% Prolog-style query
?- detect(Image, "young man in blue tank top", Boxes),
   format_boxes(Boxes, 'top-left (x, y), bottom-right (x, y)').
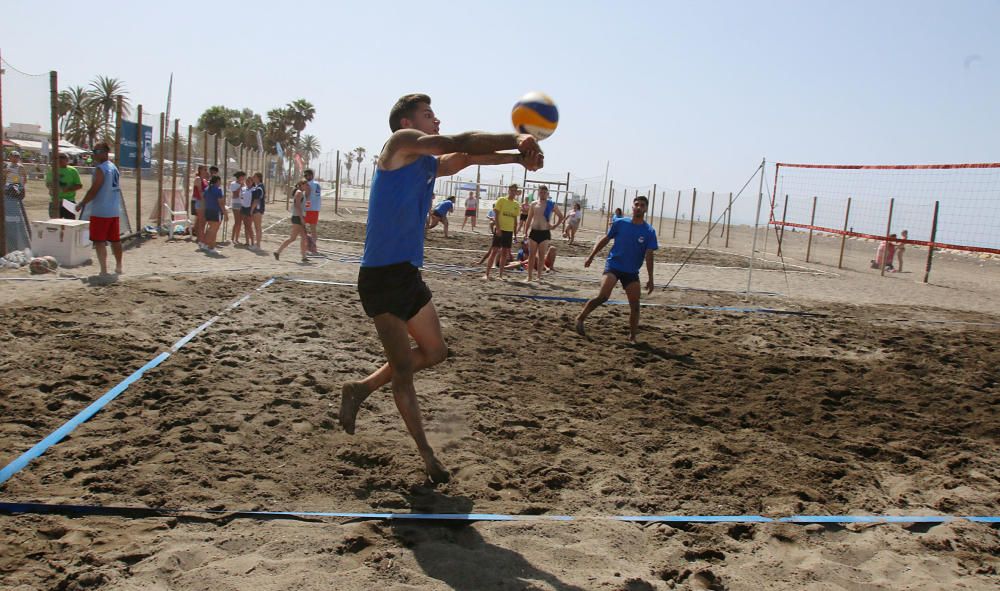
top-left (75, 142), bottom-right (124, 276)
top-left (575, 195), bottom-right (658, 343)
top-left (339, 93), bottom-right (543, 484)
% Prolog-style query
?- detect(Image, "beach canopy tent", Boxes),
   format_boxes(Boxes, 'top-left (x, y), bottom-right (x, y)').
top-left (6, 139), bottom-right (88, 156)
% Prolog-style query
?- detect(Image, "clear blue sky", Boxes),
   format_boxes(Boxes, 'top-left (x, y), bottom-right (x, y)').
top-left (3, 0), bottom-right (998, 224)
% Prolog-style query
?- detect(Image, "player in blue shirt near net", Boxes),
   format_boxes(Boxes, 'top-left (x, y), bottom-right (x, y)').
top-left (575, 195), bottom-right (658, 343)
top-left (338, 93), bottom-right (543, 484)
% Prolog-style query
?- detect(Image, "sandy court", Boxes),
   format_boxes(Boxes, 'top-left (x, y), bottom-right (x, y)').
top-left (1, 198), bottom-right (998, 590)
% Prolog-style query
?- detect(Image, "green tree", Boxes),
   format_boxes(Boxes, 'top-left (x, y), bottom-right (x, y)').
top-left (286, 98), bottom-right (316, 145)
top-left (354, 147), bottom-right (366, 184)
top-left (196, 105), bottom-right (238, 135)
top-left (342, 148), bottom-right (353, 184)
top-left (88, 76), bottom-right (131, 140)
top-left (300, 135), bottom-right (321, 163)
top-left (58, 86), bottom-right (95, 140)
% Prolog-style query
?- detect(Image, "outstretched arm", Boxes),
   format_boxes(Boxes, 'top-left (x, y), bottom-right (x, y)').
top-left (390, 129), bottom-right (540, 159)
top-left (584, 235), bottom-right (611, 267)
top-left (437, 151), bottom-right (543, 178)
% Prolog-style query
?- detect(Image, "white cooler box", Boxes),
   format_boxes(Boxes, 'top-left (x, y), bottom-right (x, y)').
top-left (31, 219), bottom-right (92, 267)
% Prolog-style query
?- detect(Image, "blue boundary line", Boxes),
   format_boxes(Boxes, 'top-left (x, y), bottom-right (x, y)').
top-left (0, 502), bottom-right (995, 525)
top-left (0, 278), bottom-right (277, 487)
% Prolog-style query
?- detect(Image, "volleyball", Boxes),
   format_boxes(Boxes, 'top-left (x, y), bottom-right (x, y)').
top-left (511, 92), bottom-right (559, 140)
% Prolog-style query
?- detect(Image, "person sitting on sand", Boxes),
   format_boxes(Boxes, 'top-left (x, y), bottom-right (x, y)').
top-left (871, 234), bottom-right (897, 272)
top-left (504, 238), bottom-right (557, 272)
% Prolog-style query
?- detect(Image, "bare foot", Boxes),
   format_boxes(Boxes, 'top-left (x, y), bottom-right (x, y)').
top-left (481, 274), bottom-right (492, 281)
top-left (114, 267), bottom-right (123, 275)
top-left (421, 451), bottom-right (451, 484)
top-left (628, 333), bottom-right (637, 344)
top-left (339, 382), bottom-right (370, 435)
top-left (574, 317), bottom-right (587, 337)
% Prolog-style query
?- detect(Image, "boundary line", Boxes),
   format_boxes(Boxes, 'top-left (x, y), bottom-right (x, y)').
top-left (0, 502), bottom-right (995, 525)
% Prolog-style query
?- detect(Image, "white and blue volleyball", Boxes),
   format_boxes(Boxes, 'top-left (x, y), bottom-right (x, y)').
top-left (511, 92), bottom-right (559, 140)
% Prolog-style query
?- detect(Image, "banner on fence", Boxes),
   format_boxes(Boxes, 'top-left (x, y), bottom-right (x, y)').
top-left (119, 120), bottom-right (153, 169)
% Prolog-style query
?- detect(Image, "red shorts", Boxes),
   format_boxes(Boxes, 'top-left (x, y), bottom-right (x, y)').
top-left (304, 210), bottom-right (319, 225)
top-left (89, 216), bottom-right (120, 242)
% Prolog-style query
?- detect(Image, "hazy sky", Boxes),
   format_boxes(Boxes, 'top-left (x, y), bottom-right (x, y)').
top-left (2, 0), bottom-right (998, 224)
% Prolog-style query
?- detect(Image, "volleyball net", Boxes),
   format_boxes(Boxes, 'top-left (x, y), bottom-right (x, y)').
top-left (770, 162), bottom-right (1000, 257)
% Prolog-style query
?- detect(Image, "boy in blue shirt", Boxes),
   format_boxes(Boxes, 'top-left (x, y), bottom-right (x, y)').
top-left (575, 195), bottom-right (658, 343)
top-left (338, 93), bottom-right (543, 484)
top-left (425, 195), bottom-right (456, 237)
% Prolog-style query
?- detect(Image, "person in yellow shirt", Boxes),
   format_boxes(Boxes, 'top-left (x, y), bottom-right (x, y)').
top-left (484, 183), bottom-right (522, 279)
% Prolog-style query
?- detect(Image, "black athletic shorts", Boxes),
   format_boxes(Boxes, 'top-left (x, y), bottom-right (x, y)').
top-left (528, 229), bottom-right (552, 243)
top-left (605, 267), bottom-right (640, 288)
top-left (203, 210), bottom-right (222, 223)
top-left (291, 215), bottom-right (303, 226)
top-left (491, 230), bottom-right (513, 248)
top-left (239, 206), bottom-right (252, 216)
top-left (519, 213), bottom-right (528, 221)
top-left (358, 262), bottom-right (432, 321)
top-left (465, 210), bottom-right (477, 217)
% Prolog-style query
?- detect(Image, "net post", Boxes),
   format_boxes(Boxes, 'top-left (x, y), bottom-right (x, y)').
top-left (49, 71), bottom-right (60, 219)
top-left (880, 197), bottom-right (894, 277)
top-left (725, 192), bottom-right (732, 248)
top-left (649, 183), bottom-right (657, 233)
top-left (185, 125), bottom-right (193, 212)
top-left (837, 197), bottom-right (851, 269)
top-left (334, 150), bottom-right (340, 214)
top-left (657, 191), bottom-right (665, 236)
top-left (747, 159), bottom-right (766, 298)
top-left (777, 194), bottom-right (788, 257)
top-left (805, 195), bottom-right (817, 262)
top-left (135, 105), bottom-right (142, 226)
top-left (112, 95), bottom-right (122, 168)
top-left (171, 119), bottom-right (179, 230)
top-left (157, 112), bottom-right (165, 227)
top-left (606, 180), bottom-right (614, 231)
top-left (923, 200), bottom-right (939, 283)
top-left (202, 130), bottom-right (207, 173)
top-left (706, 191), bottom-right (715, 246)
top-left (582, 183), bottom-right (588, 223)
top-left (672, 190), bottom-right (680, 239)
top-left (688, 188), bottom-right (697, 244)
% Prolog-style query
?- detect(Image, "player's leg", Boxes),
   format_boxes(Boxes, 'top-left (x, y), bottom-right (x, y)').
top-left (623, 278), bottom-right (642, 342)
top-left (575, 272), bottom-right (617, 336)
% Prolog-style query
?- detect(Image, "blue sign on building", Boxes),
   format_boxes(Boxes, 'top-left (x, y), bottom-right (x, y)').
top-left (119, 120), bottom-right (153, 169)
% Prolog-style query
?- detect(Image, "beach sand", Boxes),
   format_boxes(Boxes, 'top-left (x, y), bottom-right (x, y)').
top-left (1, 196), bottom-right (998, 590)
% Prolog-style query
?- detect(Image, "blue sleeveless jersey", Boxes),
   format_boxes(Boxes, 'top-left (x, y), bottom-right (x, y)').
top-left (90, 161), bottom-right (121, 218)
top-left (362, 155), bottom-right (438, 268)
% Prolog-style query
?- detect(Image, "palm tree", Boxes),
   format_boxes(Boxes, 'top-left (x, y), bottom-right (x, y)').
top-left (197, 105), bottom-right (237, 136)
top-left (354, 147), bottom-right (366, 184)
top-left (88, 76), bottom-right (131, 140)
top-left (300, 135), bottom-right (321, 163)
top-left (342, 149), bottom-right (353, 185)
top-left (285, 99), bottom-right (316, 145)
top-left (57, 86), bottom-right (94, 137)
